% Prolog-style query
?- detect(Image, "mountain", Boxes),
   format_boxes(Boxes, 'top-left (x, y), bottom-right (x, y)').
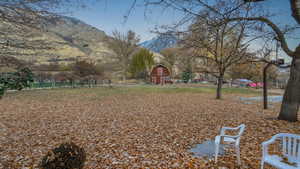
top-left (0, 15), bottom-right (116, 66)
top-left (43, 16), bottom-right (114, 62)
top-left (0, 15), bottom-right (165, 76)
top-left (139, 34), bottom-right (178, 53)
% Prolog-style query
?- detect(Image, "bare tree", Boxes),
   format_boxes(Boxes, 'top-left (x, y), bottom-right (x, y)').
top-left (177, 48), bottom-right (197, 77)
top-left (72, 60), bottom-right (103, 85)
top-left (219, 0), bottom-right (300, 121)
top-left (158, 0), bottom-right (263, 99)
top-left (160, 48), bottom-right (181, 77)
top-left (107, 30), bottom-right (140, 81)
top-left (131, 0), bottom-right (300, 121)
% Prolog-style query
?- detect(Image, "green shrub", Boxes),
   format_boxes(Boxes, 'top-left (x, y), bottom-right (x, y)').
top-left (0, 67), bottom-right (33, 99)
top-left (0, 85), bottom-right (5, 99)
top-left (181, 70), bottom-right (194, 83)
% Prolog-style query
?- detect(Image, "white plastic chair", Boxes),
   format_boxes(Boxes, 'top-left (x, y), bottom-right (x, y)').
top-left (215, 124), bottom-right (245, 165)
top-left (261, 133), bottom-right (300, 169)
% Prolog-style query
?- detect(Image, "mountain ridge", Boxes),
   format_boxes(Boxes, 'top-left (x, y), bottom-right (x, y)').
top-left (139, 33), bottom-right (178, 52)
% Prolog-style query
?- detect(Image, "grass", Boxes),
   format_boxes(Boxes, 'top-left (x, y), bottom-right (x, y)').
top-left (124, 86), bottom-right (262, 96)
top-left (6, 85), bottom-right (262, 100)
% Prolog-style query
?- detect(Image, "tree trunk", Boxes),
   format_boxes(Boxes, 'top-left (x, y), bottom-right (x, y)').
top-left (122, 68), bottom-right (127, 81)
top-left (278, 47), bottom-right (300, 122)
top-left (216, 75), bottom-right (224, 99)
top-left (0, 87), bottom-right (4, 99)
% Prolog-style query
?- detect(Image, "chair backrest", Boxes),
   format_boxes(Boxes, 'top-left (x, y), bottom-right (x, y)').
top-left (234, 124), bottom-right (245, 144)
top-left (276, 133), bottom-right (300, 163)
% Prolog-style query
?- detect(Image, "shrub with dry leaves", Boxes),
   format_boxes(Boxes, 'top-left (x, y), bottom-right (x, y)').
top-left (40, 142), bottom-right (86, 169)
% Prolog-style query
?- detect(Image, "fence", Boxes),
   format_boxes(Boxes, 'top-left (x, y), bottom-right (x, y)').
top-left (28, 81), bottom-right (110, 90)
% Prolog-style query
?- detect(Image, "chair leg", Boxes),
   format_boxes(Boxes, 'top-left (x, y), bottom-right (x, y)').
top-left (260, 160), bottom-right (264, 169)
top-left (235, 146), bottom-right (241, 165)
top-left (215, 143), bottom-right (219, 163)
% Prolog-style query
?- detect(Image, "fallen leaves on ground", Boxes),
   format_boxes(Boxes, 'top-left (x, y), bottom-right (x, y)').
top-left (0, 88), bottom-right (299, 169)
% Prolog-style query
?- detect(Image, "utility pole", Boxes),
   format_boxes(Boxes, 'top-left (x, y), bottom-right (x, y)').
top-left (263, 58), bottom-right (284, 109)
top-left (263, 63), bottom-right (272, 109)
top-left (263, 40), bottom-right (282, 109)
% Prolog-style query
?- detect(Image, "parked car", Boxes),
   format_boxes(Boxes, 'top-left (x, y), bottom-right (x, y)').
top-left (247, 83), bottom-right (257, 87)
top-left (200, 81), bottom-right (209, 84)
top-left (232, 79), bottom-right (253, 87)
top-left (165, 79), bottom-right (173, 84)
top-left (257, 82), bottom-right (263, 87)
top-left (247, 82), bottom-right (263, 88)
top-left (192, 78), bottom-right (203, 83)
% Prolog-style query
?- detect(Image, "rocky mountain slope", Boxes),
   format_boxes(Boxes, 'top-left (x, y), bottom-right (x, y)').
top-left (43, 16), bottom-right (115, 64)
top-left (0, 16), bottom-right (116, 66)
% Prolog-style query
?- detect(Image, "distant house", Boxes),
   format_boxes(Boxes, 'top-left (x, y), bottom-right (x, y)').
top-left (150, 64), bottom-right (171, 85)
top-left (275, 68), bottom-right (290, 88)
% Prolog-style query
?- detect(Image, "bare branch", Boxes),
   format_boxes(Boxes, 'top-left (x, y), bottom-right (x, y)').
top-left (224, 17), bottom-right (295, 57)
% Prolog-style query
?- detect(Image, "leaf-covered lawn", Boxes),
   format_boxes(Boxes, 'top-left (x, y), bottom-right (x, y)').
top-left (0, 87), bottom-right (298, 168)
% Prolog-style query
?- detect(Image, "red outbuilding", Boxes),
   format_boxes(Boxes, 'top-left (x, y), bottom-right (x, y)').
top-left (150, 64), bottom-right (171, 85)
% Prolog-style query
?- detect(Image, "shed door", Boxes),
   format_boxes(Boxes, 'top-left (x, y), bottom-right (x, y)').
top-left (157, 67), bottom-right (163, 76)
top-left (157, 67), bottom-right (164, 84)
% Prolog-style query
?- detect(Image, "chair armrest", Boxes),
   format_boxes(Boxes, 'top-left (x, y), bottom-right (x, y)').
top-left (262, 134), bottom-right (280, 147)
top-left (220, 127), bottom-right (240, 136)
top-left (261, 135), bottom-right (278, 158)
top-left (220, 124), bottom-right (245, 138)
top-left (220, 134), bottom-right (239, 138)
top-left (262, 139), bottom-right (276, 147)
top-left (221, 126), bottom-right (239, 131)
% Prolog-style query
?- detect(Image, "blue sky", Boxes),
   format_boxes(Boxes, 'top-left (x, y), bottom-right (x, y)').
top-left (67, 0), bottom-right (181, 41)
top-left (66, 0), bottom-right (298, 59)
